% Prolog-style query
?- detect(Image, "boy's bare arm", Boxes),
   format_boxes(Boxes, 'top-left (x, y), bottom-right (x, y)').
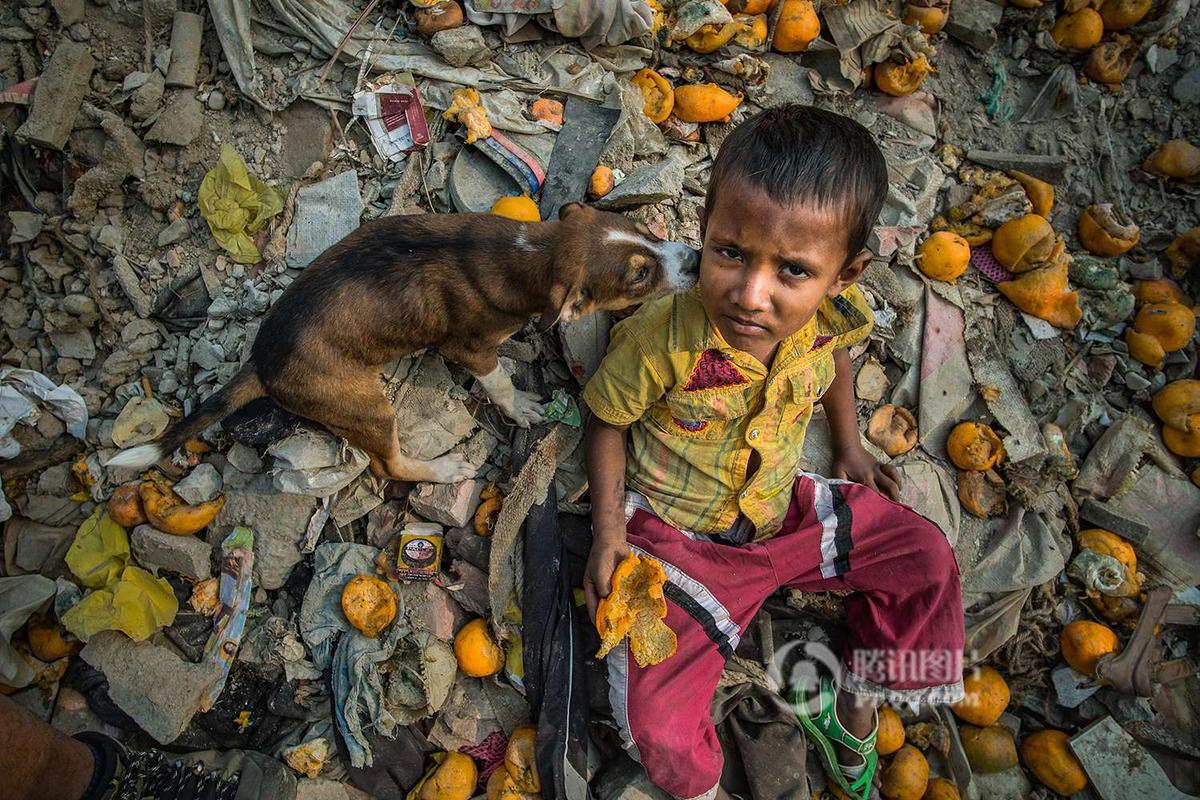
top-left (821, 347), bottom-right (902, 499)
top-left (584, 414), bottom-right (632, 623)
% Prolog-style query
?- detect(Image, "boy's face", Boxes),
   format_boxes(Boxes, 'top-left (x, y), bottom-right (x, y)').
top-left (699, 181), bottom-right (871, 364)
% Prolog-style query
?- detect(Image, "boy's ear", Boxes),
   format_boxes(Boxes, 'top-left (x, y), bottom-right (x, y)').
top-left (828, 249), bottom-right (872, 296)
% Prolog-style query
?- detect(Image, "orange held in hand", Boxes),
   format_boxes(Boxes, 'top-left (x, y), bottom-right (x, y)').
top-left (595, 553), bottom-right (677, 667)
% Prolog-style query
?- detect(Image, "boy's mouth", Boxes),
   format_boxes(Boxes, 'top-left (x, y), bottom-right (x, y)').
top-left (723, 314), bottom-right (770, 336)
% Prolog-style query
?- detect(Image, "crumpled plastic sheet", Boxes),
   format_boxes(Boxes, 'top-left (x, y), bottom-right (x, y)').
top-left (670, 0), bottom-right (731, 38)
top-left (60, 509), bottom-right (178, 642)
top-left (198, 144), bottom-right (284, 265)
top-left (299, 543), bottom-right (379, 671)
top-left (264, 0), bottom-right (511, 89)
top-left (333, 613), bottom-right (415, 768)
top-left (962, 505), bottom-right (1068, 595)
top-left (466, 0), bottom-right (654, 50)
top-left (0, 367), bottom-right (88, 460)
top-left (0, 573), bottom-right (55, 687)
top-left (268, 430), bottom-right (370, 497)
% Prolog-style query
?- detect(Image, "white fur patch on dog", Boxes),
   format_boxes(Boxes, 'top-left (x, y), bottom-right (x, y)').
top-left (514, 228), bottom-right (540, 253)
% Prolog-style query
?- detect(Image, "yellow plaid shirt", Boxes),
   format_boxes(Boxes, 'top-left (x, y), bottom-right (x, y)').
top-left (582, 285), bottom-right (874, 540)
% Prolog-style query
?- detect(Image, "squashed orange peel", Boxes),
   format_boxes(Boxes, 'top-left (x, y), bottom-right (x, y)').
top-left (596, 553), bottom-right (677, 667)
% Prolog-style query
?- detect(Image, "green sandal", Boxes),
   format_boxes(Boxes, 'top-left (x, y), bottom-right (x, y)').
top-left (789, 673), bottom-right (879, 800)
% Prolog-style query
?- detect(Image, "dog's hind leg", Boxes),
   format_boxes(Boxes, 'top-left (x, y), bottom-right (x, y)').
top-left (280, 375), bottom-right (473, 484)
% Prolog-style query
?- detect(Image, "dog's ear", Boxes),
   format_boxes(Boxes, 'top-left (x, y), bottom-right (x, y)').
top-left (558, 201), bottom-right (589, 220)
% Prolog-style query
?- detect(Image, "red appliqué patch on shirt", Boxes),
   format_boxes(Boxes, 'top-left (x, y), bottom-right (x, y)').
top-left (682, 349), bottom-right (748, 391)
top-left (809, 334), bottom-right (834, 351)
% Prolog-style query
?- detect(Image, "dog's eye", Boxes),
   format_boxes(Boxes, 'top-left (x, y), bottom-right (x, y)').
top-left (631, 265), bottom-right (650, 283)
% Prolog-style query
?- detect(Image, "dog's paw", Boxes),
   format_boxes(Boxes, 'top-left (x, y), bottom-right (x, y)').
top-left (507, 389), bottom-right (544, 429)
top-left (426, 453), bottom-right (475, 484)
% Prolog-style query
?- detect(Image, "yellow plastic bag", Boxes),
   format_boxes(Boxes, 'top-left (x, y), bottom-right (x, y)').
top-left (198, 144), bottom-right (283, 264)
top-left (62, 509), bottom-right (178, 641)
top-left (65, 508), bottom-right (129, 589)
top-left (61, 566), bottom-right (178, 642)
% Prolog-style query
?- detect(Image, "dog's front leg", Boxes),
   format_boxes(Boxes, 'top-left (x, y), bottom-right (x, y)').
top-left (441, 345), bottom-right (544, 428)
top-left (476, 364), bottom-right (544, 428)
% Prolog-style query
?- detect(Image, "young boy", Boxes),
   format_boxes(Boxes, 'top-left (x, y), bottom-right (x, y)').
top-left (581, 106), bottom-right (965, 800)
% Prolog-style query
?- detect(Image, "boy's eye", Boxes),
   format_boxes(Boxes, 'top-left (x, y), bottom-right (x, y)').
top-left (781, 263), bottom-right (810, 279)
top-left (716, 246), bottom-right (742, 261)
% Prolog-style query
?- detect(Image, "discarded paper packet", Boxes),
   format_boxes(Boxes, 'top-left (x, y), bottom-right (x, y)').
top-left (396, 522), bottom-right (444, 581)
top-left (352, 75), bottom-right (431, 162)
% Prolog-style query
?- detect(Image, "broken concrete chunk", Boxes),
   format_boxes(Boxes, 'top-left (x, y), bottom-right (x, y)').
top-left (594, 156), bottom-right (684, 210)
top-left (285, 171), bottom-right (365, 269)
top-left (48, 329), bottom-right (95, 361)
top-left (213, 475), bottom-right (317, 590)
top-left (145, 91), bottom-right (204, 147)
top-left (112, 255), bottom-right (155, 318)
top-left (430, 26), bottom-right (494, 68)
top-left (130, 71), bottom-right (165, 121)
top-left (165, 12), bottom-right (203, 88)
top-left (81, 631), bottom-right (223, 744)
top-left (131, 524), bottom-right (213, 580)
top-left (408, 479), bottom-right (484, 528)
top-left (944, 0), bottom-right (1003, 52)
top-left (51, 0), bottom-right (85, 26)
top-left (15, 41), bottom-right (95, 151)
top-left (8, 211), bottom-right (44, 244)
top-left (1070, 717), bottom-right (1191, 800)
top-left (157, 218), bottom-right (190, 247)
top-left (173, 463), bottom-right (223, 504)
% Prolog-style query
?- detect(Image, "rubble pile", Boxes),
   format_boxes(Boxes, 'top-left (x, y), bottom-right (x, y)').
top-left (1, 0), bottom-right (1198, 798)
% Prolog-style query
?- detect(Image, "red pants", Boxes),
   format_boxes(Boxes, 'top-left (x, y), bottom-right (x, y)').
top-left (607, 473), bottom-right (965, 800)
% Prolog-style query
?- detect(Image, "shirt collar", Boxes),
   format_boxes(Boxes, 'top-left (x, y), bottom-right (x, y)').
top-left (667, 286), bottom-right (872, 366)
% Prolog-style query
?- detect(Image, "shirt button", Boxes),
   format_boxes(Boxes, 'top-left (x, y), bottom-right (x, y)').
top-left (749, 429), bottom-right (760, 440)
top-left (741, 490), bottom-right (749, 499)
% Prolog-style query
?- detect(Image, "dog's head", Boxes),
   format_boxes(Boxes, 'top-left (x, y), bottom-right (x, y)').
top-left (548, 202), bottom-right (699, 325)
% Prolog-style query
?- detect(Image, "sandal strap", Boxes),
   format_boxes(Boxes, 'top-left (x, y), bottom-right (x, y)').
top-left (811, 675), bottom-right (878, 756)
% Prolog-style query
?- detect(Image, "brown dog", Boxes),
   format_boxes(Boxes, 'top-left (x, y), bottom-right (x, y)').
top-left (107, 203), bottom-right (699, 482)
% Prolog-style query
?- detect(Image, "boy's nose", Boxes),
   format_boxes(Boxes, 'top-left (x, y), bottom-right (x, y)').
top-left (732, 269), bottom-right (773, 313)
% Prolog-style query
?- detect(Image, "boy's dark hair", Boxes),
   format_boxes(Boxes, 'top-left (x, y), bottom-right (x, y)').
top-left (705, 105), bottom-right (888, 262)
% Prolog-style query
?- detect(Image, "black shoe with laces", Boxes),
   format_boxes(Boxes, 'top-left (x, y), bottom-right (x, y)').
top-left (73, 732), bottom-right (295, 800)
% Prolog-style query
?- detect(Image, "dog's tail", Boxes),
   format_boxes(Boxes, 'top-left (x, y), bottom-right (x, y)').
top-left (104, 366), bottom-right (267, 470)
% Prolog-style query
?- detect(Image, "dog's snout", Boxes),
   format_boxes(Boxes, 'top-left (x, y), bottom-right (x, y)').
top-left (662, 241), bottom-right (700, 291)
top-left (680, 244), bottom-right (700, 274)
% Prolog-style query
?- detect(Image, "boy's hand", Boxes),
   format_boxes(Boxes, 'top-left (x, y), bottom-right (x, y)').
top-left (831, 444), bottom-right (902, 501)
top-left (584, 533), bottom-right (630, 625)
